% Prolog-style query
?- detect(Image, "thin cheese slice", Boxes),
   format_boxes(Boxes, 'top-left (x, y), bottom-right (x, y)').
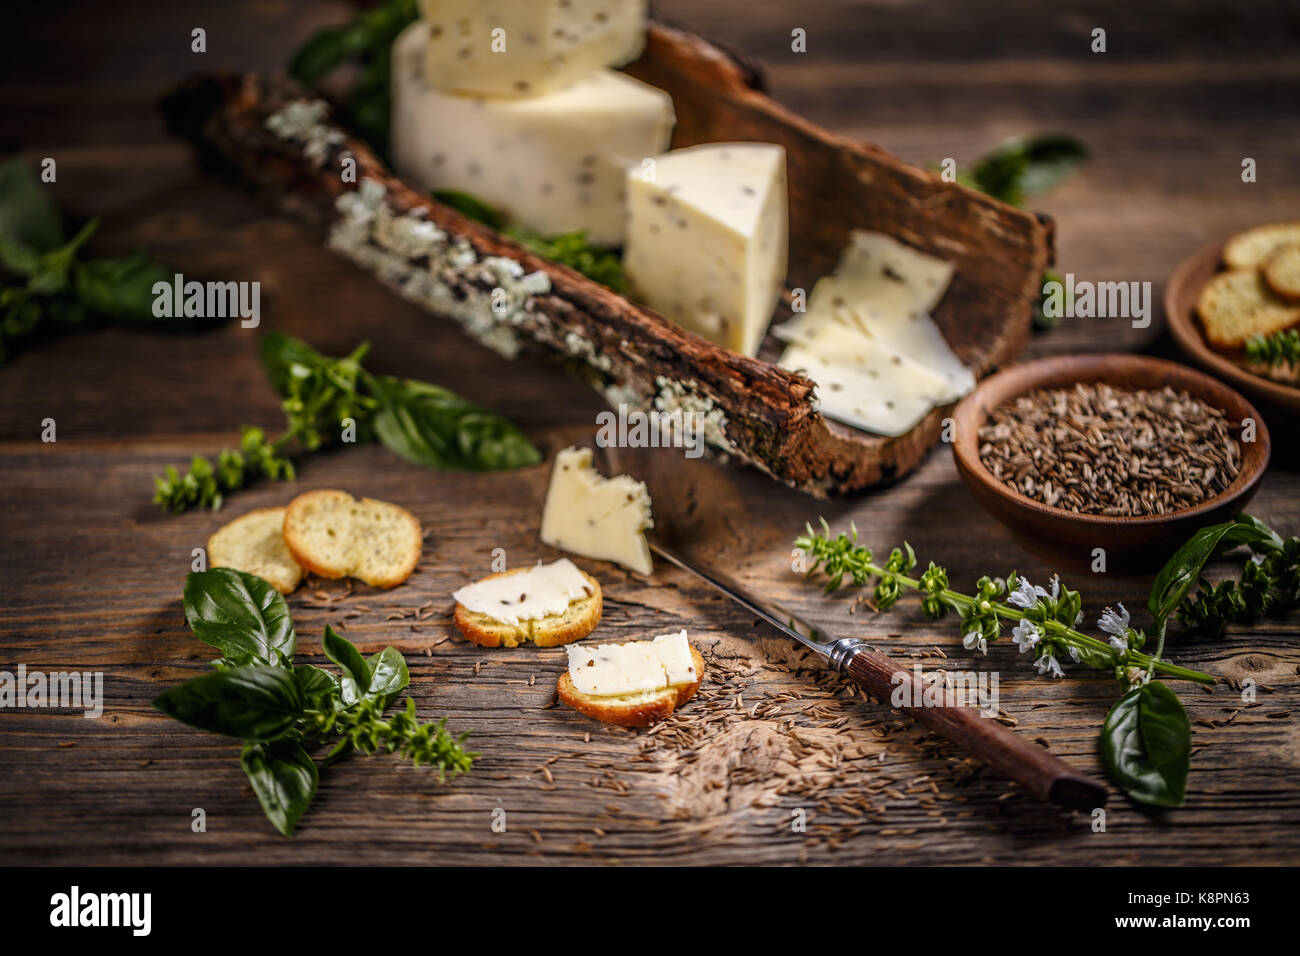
top-left (540, 446), bottom-right (654, 575)
top-left (778, 331), bottom-right (945, 437)
top-left (566, 631), bottom-right (695, 697)
top-left (777, 275), bottom-right (973, 402)
top-left (452, 557), bottom-right (592, 626)
top-left (836, 230), bottom-right (955, 312)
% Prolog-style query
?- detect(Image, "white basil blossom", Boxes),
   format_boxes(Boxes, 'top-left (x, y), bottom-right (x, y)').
top-left (1035, 652), bottom-right (1065, 678)
top-left (1011, 618), bottom-right (1041, 653)
top-left (1098, 603), bottom-right (1131, 651)
top-left (1007, 578), bottom-right (1048, 609)
top-left (963, 630), bottom-right (988, 655)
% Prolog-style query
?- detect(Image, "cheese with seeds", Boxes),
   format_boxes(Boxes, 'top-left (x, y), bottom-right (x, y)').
top-left (418, 0), bottom-right (647, 98)
top-left (778, 331), bottom-right (945, 437)
top-left (540, 446), bottom-right (654, 575)
top-left (623, 143), bottom-right (788, 357)
top-left (452, 557), bottom-right (592, 626)
top-left (566, 631), bottom-right (695, 696)
top-left (392, 20), bottom-right (673, 246)
top-left (836, 230), bottom-right (956, 312)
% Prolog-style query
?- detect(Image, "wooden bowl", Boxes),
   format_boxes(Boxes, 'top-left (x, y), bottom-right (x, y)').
top-left (1166, 240), bottom-right (1300, 418)
top-left (951, 354), bottom-right (1270, 575)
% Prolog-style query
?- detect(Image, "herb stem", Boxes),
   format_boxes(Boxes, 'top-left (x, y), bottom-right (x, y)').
top-left (848, 560), bottom-right (1213, 684)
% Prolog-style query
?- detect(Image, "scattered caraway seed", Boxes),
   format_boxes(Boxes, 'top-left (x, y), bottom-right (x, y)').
top-left (978, 382), bottom-right (1240, 515)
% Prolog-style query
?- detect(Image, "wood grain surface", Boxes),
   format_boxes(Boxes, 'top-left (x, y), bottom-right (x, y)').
top-left (1, 0), bottom-right (1297, 865)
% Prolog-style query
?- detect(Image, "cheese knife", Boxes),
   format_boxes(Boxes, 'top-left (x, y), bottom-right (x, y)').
top-left (597, 444), bottom-right (1108, 811)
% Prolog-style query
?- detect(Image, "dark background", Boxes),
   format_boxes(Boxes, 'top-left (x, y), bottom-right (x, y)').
top-left (0, 1), bottom-right (1297, 866)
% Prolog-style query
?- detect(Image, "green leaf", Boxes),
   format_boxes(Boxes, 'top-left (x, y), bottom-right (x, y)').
top-left (241, 740), bottom-right (319, 836)
top-left (1149, 517), bottom-right (1282, 622)
top-left (1100, 682), bottom-right (1191, 807)
top-left (365, 646), bottom-right (410, 704)
top-left (73, 253), bottom-right (177, 325)
top-left (970, 134), bottom-right (1088, 207)
top-left (183, 568), bottom-right (296, 665)
top-left (153, 665), bottom-right (304, 741)
top-left (369, 374), bottom-right (542, 471)
top-left (293, 663), bottom-right (340, 710)
top-left (323, 625), bottom-right (371, 704)
top-left (25, 219), bottom-right (97, 295)
top-left (506, 226), bottom-right (625, 292)
top-left (0, 157), bottom-right (65, 261)
top-left (432, 190), bottom-right (505, 230)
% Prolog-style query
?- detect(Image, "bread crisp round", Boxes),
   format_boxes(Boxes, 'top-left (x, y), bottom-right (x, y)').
top-left (1222, 222), bottom-right (1300, 271)
top-left (454, 566), bottom-right (602, 648)
top-left (207, 506), bottom-right (303, 595)
top-left (557, 646), bottom-right (704, 727)
top-left (283, 489), bottom-right (422, 589)
top-left (1263, 244), bottom-right (1300, 303)
top-left (1196, 269), bottom-right (1300, 348)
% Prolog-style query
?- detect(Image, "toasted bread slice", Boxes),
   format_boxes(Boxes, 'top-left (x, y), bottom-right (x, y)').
top-left (1197, 269), bottom-right (1300, 347)
top-left (1263, 244), bottom-right (1300, 302)
top-left (207, 506), bottom-right (304, 595)
top-left (1223, 222), bottom-right (1300, 270)
top-left (558, 646), bottom-right (704, 727)
top-left (283, 489), bottom-right (422, 589)
top-left (454, 565), bottom-right (602, 648)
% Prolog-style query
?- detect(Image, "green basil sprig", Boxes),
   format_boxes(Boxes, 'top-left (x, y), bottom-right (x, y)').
top-left (152, 331), bottom-right (540, 512)
top-left (154, 570), bottom-right (475, 835)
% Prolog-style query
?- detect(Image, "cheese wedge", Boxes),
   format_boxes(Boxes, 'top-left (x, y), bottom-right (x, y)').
top-left (565, 631), bottom-right (696, 696)
top-left (623, 142), bottom-right (788, 357)
top-left (392, 20), bottom-right (673, 245)
top-left (540, 446), bottom-right (654, 574)
top-left (417, 0), bottom-right (648, 98)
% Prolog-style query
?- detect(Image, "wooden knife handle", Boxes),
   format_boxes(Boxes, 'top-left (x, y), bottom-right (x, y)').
top-left (845, 648), bottom-right (1108, 811)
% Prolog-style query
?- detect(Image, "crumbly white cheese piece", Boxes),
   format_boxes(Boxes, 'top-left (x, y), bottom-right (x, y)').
top-left (623, 142), bottom-right (788, 357)
top-left (392, 20), bottom-right (674, 245)
top-left (452, 557), bottom-right (592, 626)
top-left (540, 446), bottom-right (654, 575)
top-left (418, 0), bottom-right (648, 98)
top-left (566, 631), bottom-right (695, 697)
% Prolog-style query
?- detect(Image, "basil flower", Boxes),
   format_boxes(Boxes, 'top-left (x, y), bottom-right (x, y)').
top-left (1034, 651), bottom-right (1065, 678)
top-left (1007, 578), bottom-right (1048, 609)
top-left (1011, 618), bottom-right (1041, 653)
top-left (1098, 603), bottom-right (1131, 651)
top-left (962, 630), bottom-right (988, 655)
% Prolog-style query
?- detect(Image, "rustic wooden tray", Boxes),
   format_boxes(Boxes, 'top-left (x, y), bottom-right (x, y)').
top-left (162, 20), bottom-right (1053, 495)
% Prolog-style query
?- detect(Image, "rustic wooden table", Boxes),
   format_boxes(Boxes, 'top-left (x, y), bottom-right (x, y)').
top-left (1, 0), bottom-right (1296, 865)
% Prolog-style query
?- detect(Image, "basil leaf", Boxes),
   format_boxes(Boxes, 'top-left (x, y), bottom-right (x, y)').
top-left (73, 253), bottom-right (177, 325)
top-left (1149, 517), bottom-right (1283, 621)
top-left (241, 740), bottom-right (319, 836)
top-left (323, 625), bottom-right (371, 705)
top-left (184, 568), bottom-right (296, 665)
top-left (153, 665), bottom-right (304, 741)
top-left (0, 157), bottom-right (65, 260)
top-left (369, 374), bottom-right (542, 471)
top-left (971, 134), bottom-right (1089, 207)
top-left (258, 330), bottom-right (327, 396)
top-left (365, 646), bottom-right (409, 704)
top-left (294, 663), bottom-right (340, 710)
top-left (1100, 682), bottom-right (1191, 807)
